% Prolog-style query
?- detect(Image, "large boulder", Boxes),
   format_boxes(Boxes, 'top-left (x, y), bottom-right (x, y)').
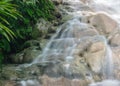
top-left (85, 41), bottom-right (106, 73)
top-left (89, 12), bottom-right (118, 37)
top-left (9, 46), bottom-right (41, 64)
top-left (32, 18), bottom-right (52, 38)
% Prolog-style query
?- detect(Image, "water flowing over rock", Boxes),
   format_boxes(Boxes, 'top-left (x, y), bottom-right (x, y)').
top-left (3, 0), bottom-right (120, 86)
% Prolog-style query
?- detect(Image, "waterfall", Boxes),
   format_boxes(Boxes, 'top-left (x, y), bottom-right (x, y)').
top-left (20, 0), bottom-right (120, 86)
top-left (33, 18), bottom-right (85, 64)
top-left (103, 45), bottom-right (114, 79)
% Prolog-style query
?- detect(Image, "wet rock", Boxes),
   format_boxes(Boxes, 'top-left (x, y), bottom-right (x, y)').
top-left (32, 18), bottom-right (52, 38)
top-left (22, 47), bottom-right (41, 63)
top-left (9, 53), bottom-right (24, 64)
top-left (9, 47), bottom-right (41, 64)
top-left (23, 40), bottom-right (41, 49)
top-left (36, 38), bottom-right (48, 50)
top-left (54, 11), bottom-right (62, 19)
top-left (8, 38), bottom-right (49, 64)
top-left (1, 66), bottom-right (19, 80)
top-left (61, 15), bottom-right (74, 23)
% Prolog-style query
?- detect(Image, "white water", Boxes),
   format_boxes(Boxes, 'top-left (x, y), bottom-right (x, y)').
top-left (103, 45), bottom-right (114, 79)
top-left (20, 80), bottom-right (40, 86)
top-left (89, 80), bottom-right (120, 86)
top-left (92, 0), bottom-right (120, 24)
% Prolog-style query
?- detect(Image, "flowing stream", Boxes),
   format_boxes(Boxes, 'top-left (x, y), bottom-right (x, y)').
top-left (20, 0), bottom-right (120, 86)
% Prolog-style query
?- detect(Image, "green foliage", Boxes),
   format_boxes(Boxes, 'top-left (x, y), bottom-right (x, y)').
top-left (0, 0), bottom-right (21, 41)
top-left (0, 39), bottom-right (10, 70)
top-left (0, 0), bottom-right (21, 69)
top-left (0, 0), bottom-right (55, 67)
top-left (9, 0), bottom-right (55, 52)
top-left (23, 0), bottom-right (55, 20)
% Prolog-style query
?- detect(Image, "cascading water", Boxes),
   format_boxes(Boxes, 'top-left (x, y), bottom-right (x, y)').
top-left (103, 44), bottom-right (114, 79)
top-left (20, 0), bottom-right (120, 86)
top-left (33, 18), bottom-right (83, 63)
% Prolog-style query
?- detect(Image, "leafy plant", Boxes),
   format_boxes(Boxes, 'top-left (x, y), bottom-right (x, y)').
top-left (0, 0), bottom-right (21, 41)
top-left (9, 0), bottom-right (55, 52)
top-left (0, 0), bottom-right (56, 66)
top-left (0, 0), bottom-right (21, 68)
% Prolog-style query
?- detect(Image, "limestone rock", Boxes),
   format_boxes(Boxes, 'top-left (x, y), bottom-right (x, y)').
top-left (89, 13), bottom-right (118, 37)
top-left (84, 37), bottom-right (106, 73)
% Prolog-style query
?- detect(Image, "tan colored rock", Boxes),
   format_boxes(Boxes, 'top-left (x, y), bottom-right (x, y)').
top-left (112, 46), bottom-right (120, 79)
top-left (41, 75), bottom-right (90, 86)
top-left (110, 33), bottom-right (120, 46)
top-left (112, 47), bottom-right (120, 69)
top-left (89, 12), bottom-right (118, 36)
top-left (88, 42), bottom-right (105, 53)
top-left (85, 41), bottom-right (106, 73)
top-left (66, 23), bottom-right (98, 38)
top-left (72, 25), bottom-right (98, 38)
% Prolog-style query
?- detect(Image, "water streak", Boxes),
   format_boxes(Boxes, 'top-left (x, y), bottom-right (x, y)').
top-left (102, 44), bottom-right (114, 79)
